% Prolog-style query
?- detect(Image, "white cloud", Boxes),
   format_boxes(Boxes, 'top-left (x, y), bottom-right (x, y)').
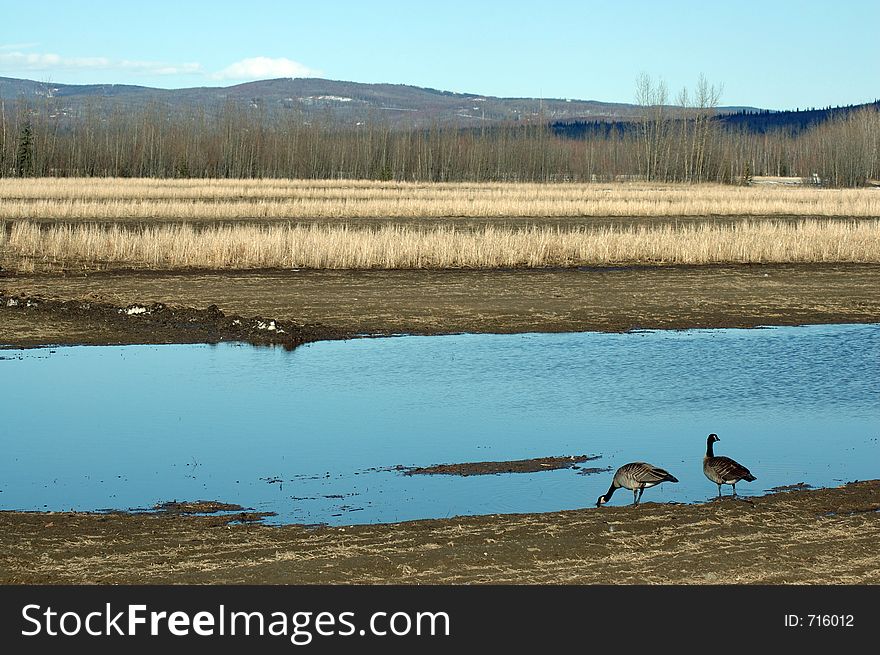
top-left (0, 48), bottom-right (320, 84)
top-left (0, 50), bottom-right (203, 76)
top-left (211, 57), bottom-right (319, 81)
top-left (0, 42), bottom-right (40, 51)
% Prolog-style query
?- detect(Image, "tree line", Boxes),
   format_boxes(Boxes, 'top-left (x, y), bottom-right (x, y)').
top-left (1, 81), bottom-right (878, 187)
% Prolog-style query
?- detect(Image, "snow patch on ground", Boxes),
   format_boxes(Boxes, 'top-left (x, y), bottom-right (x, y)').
top-left (120, 305), bottom-right (149, 316)
top-left (254, 319), bottom-right (284, 334)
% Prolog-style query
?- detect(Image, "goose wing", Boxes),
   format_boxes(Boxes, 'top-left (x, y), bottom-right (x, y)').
top-left (706, 456), bottom-right (755, 482)
top-left (618, 462), bottom-right (679, 484)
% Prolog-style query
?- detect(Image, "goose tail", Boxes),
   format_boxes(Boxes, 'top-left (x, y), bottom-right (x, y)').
top-left (650, 466), bottom-right (678, 483)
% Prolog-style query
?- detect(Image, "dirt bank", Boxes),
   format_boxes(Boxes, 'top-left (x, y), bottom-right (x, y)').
top-left (2, 263), bottom-right (879, 348)
top-left (2, 481), bottom-right (878, 584)
top-left (0, 290), bottom-right (350, 349)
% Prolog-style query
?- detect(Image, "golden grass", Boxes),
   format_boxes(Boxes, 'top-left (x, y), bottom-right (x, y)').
top-left (4, 219), bottom-right (879, 271)
top-left (1, 178), bottom-right (878, 219)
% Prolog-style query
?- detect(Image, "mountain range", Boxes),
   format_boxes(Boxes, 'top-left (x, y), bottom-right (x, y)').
top-left (1, 75), bottom-right (875, 134)
top-left (0, 75), bottom-right (757, 128)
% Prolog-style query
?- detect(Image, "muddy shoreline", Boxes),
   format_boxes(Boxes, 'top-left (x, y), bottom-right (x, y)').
top-left (0, 290), bottom-right (352, 349)
top-left (3, 481), bottom-right (878, 584)
top-left (2, 263), bottom-right (880, 348)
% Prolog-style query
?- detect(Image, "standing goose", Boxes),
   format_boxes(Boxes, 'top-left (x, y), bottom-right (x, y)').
top-left (596, 462), bottom-right (679, 507)
top-left (703, 433), bottom-right (756, 497)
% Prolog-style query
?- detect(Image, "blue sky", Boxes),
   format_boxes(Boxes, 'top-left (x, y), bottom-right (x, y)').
top-left (1, 0), bottom-right (877, 109)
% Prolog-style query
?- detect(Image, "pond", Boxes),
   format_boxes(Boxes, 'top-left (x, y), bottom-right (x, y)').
top-left (1, 324), bottom-right (878, 525)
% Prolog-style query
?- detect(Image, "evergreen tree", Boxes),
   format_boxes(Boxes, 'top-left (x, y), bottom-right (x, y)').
top-left (15, 121), bottom-right (34, 177)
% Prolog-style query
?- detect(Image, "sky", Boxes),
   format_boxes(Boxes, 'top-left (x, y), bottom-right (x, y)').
top-left (1, 0), bottom-right (878, 110)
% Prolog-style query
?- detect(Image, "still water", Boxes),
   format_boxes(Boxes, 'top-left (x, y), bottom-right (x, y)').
top-left (1, 324), bottom-right (878, 525)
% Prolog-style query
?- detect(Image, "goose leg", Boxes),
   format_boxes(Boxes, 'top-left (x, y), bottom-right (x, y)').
top-left (633, 489), bottom-right (639, 505)
top-left (717, 483), bottom-right (722, 498)
top-left (732, 483), bottom-right (737, 497)
top-left (637, 487), bottom-right (644, 504)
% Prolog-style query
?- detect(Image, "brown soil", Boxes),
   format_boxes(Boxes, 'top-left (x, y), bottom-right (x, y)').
top-left (2, 263), bottom-right (879, 347)
top-left (0, 290), bottom-right (350, 349)
top-left (405, 455), bottom-right (603, 476)
top-left (3, 481), bottom-right (878, 584)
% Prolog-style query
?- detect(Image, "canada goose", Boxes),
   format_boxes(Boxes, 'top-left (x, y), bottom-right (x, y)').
top-left (703, 433), bottom-right (756, 497)
top-left (596, 462), bottom-right (679, 507)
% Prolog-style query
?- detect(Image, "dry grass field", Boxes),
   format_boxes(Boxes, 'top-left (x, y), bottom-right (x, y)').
top-left (4, 219), bottom-right (880, 271)
top-left (3, 178), bottom-right (878, 271)
top-left (1, 178), bottom-right (879, 219)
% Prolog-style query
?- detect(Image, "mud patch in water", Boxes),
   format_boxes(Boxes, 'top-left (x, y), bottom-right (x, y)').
top-left (153, 500), bottom-right (245, 514)
top-left (576, 467), bottom-right (614, 476)
top-left (404, 454), bottom-right (601, 476)
top-left (150, 500), bottom-right (273, 524)
top-left (768, 482), bottom-right (813, 492)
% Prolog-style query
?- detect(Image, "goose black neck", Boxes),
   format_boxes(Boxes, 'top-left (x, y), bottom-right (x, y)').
top-left (604, 484), bottom-right (617, 501)
top-left (706, 438), bottom-right (715, 458)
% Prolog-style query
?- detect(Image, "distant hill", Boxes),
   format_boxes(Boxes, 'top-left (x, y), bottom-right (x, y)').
top-left (9, 74), bottom-right (863, 135)
top-left (0, 75), bottom-right (758, 129)
top-left (716, 101), bottom-right (880, 133)
top-left (552, 101), bottom-right (880, 138)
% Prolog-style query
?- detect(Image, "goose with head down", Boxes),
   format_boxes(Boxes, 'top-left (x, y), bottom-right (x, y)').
top-left (596, 462), bottom-right (679, 507)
